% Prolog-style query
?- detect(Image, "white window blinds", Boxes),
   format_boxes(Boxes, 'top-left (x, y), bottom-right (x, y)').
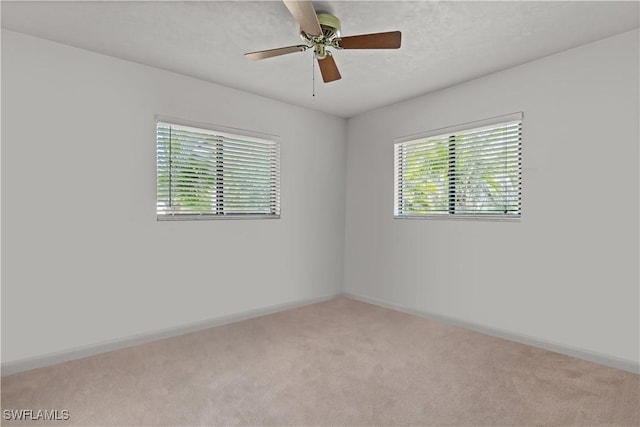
top-left (157, 121), bottom-right (280, 219)
top-left (394, 113), bottom-right (522, 219)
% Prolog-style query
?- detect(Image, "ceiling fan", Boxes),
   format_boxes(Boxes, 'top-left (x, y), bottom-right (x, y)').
top-left (245, 0), bottom-right (402, 83)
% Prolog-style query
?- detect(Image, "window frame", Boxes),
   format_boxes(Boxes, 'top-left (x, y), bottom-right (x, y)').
top-left (156, 116), bottom-right (281, 221)
top-left (393, 112), bottom-right (522, 221)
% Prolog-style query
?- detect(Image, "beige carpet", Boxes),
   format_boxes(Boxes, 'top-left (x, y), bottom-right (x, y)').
top-left (2, 297), bottom-right (638, 426)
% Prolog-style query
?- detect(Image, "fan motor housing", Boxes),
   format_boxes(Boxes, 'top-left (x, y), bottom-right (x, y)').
top-left (301, 13), bottom-right (342, 59)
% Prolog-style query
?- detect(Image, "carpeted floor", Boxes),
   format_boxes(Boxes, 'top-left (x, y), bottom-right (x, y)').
top-left (1, 297), bottom-right (639, 426)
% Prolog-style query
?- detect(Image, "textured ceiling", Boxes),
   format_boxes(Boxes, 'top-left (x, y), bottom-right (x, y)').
top-left (2, 1), bottom-right (639, 118)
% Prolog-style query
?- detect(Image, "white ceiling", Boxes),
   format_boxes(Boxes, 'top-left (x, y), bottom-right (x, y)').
top-left (2, 1), bottom-right (639, 118)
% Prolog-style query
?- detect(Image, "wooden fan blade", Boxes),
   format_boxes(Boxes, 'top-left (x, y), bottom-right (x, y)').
top-left (338, 31), bottom-right (402, 49)
top-left (317, 54), bottom-right (341, 83)
top-left (245, 45), bottom-right (308, 60)
top-left (283, 0), bottom-right (322, 37)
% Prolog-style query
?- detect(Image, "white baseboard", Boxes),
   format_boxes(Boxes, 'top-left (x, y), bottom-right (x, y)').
top-left (5, 292), bottom-right (637, 376)
top-left (1, 293), bottom-right (341, 377)
top-left (343, 292), bottom-right (640, 374)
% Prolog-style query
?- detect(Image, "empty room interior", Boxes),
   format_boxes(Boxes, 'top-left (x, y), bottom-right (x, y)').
top-left (1, 1), bottom-right (639, 426)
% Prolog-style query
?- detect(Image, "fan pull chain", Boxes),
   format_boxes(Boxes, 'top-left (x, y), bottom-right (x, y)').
top-left (312, 53), bottom-right (316, 102)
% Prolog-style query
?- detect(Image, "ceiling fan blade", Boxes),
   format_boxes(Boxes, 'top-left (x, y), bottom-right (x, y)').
top-left (317, 54), bottom-right (341, 83)
top-left (283, 0), bottom-right (322, 37)
top-left (338, 31), bottom-right (402, 49)
top-left (245, 45), bottom-right (308, 60)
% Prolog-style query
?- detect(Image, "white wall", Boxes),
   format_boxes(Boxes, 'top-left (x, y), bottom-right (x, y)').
top-left (1, 30), bottom-right (347, 364)
top-left (344, 30), bottom-right (639, 366)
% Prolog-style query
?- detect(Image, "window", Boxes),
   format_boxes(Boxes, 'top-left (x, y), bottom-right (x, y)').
top-left (394, 113), bottom-right (522, 219)
top-left (156, 121), bottom-right (280, 219)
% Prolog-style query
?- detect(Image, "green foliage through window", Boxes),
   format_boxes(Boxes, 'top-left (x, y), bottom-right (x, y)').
top-left (157, 122), bottom-right (280, 219)
top-left (394, 115), bottom-right (521, 219)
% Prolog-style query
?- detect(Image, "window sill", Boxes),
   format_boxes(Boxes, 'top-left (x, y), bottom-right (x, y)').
top-left (394, 214), bottom-right (520, 222)
top-left (157, 214), bottom-right (280, 221)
